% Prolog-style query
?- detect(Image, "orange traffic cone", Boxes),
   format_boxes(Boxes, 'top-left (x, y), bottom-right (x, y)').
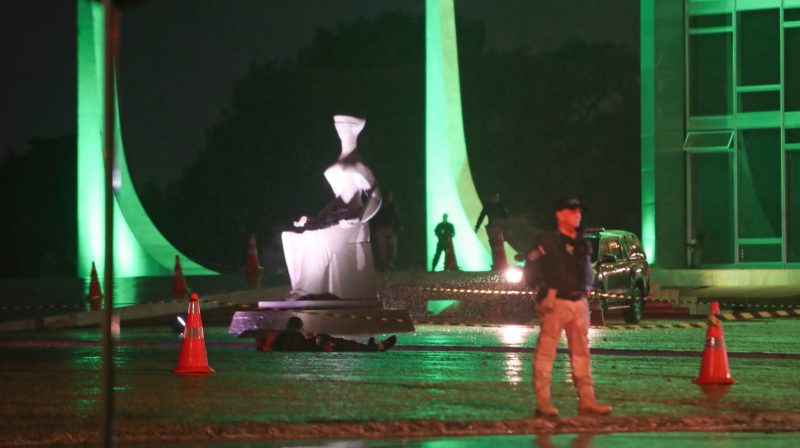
top-left (245, 234), bottom-right (262, 273)
top-left (694, 301), bottom-right (735, 385)
top-left (85, 262), bottom-right (103, 311)
top-left (172, 255), bottom-right (189, 299)
top-left (174, 293), bottom-right (214, 374)
top-left (244, 234), bottom-right (263, 288)
top-left (444, 240), bottom-right (459, 271)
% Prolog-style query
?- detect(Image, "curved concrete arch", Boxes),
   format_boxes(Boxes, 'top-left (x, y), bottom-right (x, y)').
top-left (80, 0), bottom-right (508, 275)
top-left (77, 0), bottom-right (216, 277)
top-left (426, 0), bottom-right (507, 271)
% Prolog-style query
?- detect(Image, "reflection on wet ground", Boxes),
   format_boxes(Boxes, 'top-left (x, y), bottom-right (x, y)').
top-left (3, 290), bottom-right (800, 446)
top-left (125, 431), bottom-right (800, 447)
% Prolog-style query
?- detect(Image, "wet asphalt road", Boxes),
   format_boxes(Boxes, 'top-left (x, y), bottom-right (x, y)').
top-left (2, 314), bottom-right (800, 446)
top-left (124, 432), bottom-right (800, 447)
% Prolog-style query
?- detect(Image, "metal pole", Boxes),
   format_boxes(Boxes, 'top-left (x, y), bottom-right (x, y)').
top-left (101, 1), bottom-right (119, 446)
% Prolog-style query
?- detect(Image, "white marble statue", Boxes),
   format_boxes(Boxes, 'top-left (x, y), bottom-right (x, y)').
top-left (281, 115), bottom-right (382, 300)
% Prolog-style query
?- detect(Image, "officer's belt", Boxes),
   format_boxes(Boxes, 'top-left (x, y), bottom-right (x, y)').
top-left (540, 286), bottom-right (586, 301)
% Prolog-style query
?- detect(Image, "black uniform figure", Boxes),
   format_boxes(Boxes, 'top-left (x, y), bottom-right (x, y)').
top-left (432, 213), bottom-right (456, 271)
top-left (257, 317), bottom-right (397, 352)
top-left (371, 191), bottom-right (403, 271)
top-left (474, 192), bottom-right (510, 231)
top-left (532, 231), bottom-right (594, 302)
top-left (474, 192), bottom-right (510, 270)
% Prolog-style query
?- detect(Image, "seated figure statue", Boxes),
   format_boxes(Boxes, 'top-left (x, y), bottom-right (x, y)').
top-left (281, 115), bottom-right (382, 300)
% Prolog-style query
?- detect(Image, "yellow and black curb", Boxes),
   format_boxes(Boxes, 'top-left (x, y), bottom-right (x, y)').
top-left (5, 291), bottom-right (800, 331)
top-left (719, 308), bottom-right (800, 321)
top-left (403, 321), bottom-right (712, 331)
top-left (0, 297), bottom-right (253, 313)
top-left (592, 290), bottom-right (696, 306)
top-left (427, 286), bottom-right (536, 296)
top-left (0, 303), bottom-right (84, 311)
top-left (426, 285), bottom-right (800, 310)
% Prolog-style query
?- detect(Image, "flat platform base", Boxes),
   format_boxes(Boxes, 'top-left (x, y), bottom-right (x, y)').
top-left (257, 299), bottom-right (381, 310)
top-left (229, 308), bottom-right (415, 337)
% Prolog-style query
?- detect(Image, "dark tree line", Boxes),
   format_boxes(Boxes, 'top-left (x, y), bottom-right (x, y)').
top-left (462, 39), bottom-right (641, 232)
top-left (0, 12), bottom-right (640, 276)
top-left (0, 136), bottom-right (77, 277)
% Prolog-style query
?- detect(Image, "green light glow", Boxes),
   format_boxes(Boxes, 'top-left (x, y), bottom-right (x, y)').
top-left (425, 0), bottom-right (491, 271)
top-left (426, 299), bottom-right (460, 316)
top-left (640, 0), bottom-right (656, 263)
top-left (77, 0), bottom-right (105, 277)
top-left (77, 0), bottom-right (215, 277)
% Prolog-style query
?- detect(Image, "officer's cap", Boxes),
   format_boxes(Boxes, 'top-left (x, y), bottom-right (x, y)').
top-left (555, 197), bottom-right (584, 211)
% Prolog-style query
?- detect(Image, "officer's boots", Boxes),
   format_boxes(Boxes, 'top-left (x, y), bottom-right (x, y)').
top-left (577, 387), bottom-right (613, 415)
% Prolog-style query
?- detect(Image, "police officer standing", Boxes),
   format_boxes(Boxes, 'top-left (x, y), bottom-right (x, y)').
top-left (474, 192), bottom-right (510, 270)
top-left (524, 198), bottom-right (612, 417)
top-left (371, 191), bottom-right (403, 271)
top-left (432, 213), bottom-right (456, 271)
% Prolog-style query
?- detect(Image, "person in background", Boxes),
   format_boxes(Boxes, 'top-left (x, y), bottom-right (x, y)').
top-left (474, 192), bottom-right (510, 270)
top-left (371, 191), bottom-right (403, 271)
top-left (431, 213), bottom-right (455, 271)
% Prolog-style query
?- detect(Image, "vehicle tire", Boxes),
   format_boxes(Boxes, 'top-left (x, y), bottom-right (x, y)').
top-left (623, 286), bottom-right (644, 323)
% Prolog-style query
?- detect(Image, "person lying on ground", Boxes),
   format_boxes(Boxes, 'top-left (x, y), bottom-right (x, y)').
top-left (256, 316), bottom-right (397, 352)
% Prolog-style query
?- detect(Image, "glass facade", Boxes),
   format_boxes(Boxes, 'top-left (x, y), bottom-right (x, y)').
top-left (689, 31), bottom-right (732, 116)
top-left (737, 9), bottom-right (779, 87)
top-left (686, 0), bottom-right (800, 266)
top-left (737, 129), bottom-right (781, 238)
top-left (789, 147), bottom-right (800, 262)
top-left (787, 25), bottom-right (800, 111)
top-left (689, 152), bottom-right (734, 265)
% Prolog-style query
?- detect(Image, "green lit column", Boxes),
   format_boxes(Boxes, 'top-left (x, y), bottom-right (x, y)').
top-left (77, 0), bottom-right (215, 277)
top-left (640, 0), bottom-right (656, 263)
top-left (77, 0), bottom-right (105, 277)
top-left (640, 0), bottom-right (685, 268)
top-left (425, 0), bottom-right (491, 271)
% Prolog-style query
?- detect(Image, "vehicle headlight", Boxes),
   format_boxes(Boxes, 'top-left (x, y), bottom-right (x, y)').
top-left (504, 267), bottom-right (523, 283)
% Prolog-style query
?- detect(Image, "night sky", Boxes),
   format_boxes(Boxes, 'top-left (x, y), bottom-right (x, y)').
top-left (2, 0), bottom-right (638, 186)
top-left (0, 0), bottom-right (642, 275)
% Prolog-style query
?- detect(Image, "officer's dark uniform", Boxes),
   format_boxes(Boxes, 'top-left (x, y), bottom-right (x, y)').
top-left (533, 231), bottom-right (594, 302)
top-left (270, 331), bottom-right (323, 351)
top-left (475, 200), bottom-right (510, 270)
top-left (432, 220), bottom-right (455, 271)
top-left (527, 197), bottom-right (612, 417)
top-left (371, 197), bottom-right (402, 271)
top-left (475, 201), bottom-right (509, 229)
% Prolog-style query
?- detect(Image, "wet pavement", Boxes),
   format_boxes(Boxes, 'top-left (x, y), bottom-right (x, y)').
top-left (125, 432), bottom-right (800, 447)
top-left (2, 316), bottom-right (800, 446)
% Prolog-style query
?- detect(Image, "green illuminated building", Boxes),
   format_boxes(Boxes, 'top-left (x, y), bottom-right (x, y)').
top-left (643, 0), bottom-right (800, 284)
